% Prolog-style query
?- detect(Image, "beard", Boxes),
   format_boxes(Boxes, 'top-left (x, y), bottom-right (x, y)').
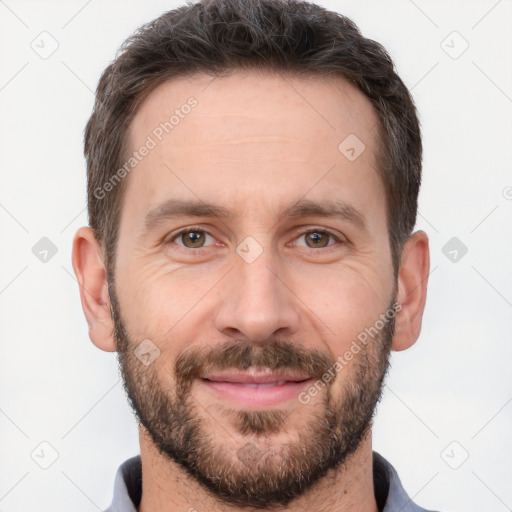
top-left (109, 283), bottom-right (395, 509)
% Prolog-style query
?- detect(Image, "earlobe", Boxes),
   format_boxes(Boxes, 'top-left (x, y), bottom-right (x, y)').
top-left (392, 230), bottom-right (430, 352)
top-left (72, 226), bottom-right (117, 352)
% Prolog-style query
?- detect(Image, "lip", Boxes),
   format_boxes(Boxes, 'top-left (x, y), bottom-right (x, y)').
top-left (202, 371), bottom-right (311, 384)
top-left (199, 372), bottom-right (313, 407)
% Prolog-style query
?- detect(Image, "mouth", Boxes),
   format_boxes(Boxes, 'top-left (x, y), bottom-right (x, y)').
top-left (199, 370), bottom-right (313, 407)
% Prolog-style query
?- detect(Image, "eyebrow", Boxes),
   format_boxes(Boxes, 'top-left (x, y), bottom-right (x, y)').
top-left (143, 197), bottom-right (368, 233)
top-left (144, 199), bottom-right (232, 232)
top-left (279, 199), bottom-right (368, 232)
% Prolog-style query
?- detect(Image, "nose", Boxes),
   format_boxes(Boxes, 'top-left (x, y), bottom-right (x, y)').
top-left (213, 249), bottom-right (301, 343)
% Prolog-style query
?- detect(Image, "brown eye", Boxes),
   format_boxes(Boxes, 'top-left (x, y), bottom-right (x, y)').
top-left (304, 231), bottom-right (332, 248)
top-left (180, 231), bottom-right (206, 248)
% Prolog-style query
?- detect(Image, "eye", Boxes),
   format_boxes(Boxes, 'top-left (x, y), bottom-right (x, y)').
top-left (172, 229), bottom-right (216, 249)
top-left (295, 230), bottom-right (340, 249)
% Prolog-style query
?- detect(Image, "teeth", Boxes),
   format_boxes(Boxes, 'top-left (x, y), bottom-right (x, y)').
top-left (231, 381), bottom-right (287, 388)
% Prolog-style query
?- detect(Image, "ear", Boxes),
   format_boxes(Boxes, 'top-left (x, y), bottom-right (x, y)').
top-left (72, 226), bottom-right (116, 352)
top-left (392, 230), bottom-right (430, 351)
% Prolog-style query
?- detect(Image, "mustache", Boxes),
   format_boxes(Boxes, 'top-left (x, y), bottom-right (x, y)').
top-left (173, 338), bottom-right (336, 390)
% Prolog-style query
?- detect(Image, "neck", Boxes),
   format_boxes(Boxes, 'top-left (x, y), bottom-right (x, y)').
top-left (138, 428), bottom-right (378, 512)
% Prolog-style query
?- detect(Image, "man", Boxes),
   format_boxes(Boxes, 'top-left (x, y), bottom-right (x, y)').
top-left (72, 0), bottom-right (435, 510)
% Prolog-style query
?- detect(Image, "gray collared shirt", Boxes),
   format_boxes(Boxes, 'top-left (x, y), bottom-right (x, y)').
top-left (104, 451), bottom-right (439, 512)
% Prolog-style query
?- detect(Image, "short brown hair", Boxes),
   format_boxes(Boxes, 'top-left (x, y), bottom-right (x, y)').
top-left (84, 0), bottom-right (422, 279)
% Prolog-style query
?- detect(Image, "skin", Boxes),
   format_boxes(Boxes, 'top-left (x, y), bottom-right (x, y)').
top-left (72, 70), bottom-right (429, 512)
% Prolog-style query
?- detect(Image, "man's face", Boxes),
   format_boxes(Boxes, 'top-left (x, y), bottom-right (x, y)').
top-left (112, 71), bottom-right (397, 507)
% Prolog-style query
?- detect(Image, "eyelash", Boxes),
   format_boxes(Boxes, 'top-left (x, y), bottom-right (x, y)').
top-left (166, 226), bottom-right (345, 252)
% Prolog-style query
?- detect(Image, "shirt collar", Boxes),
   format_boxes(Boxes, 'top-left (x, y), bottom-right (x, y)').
top-left (104, 452), bottom-right (436, 512)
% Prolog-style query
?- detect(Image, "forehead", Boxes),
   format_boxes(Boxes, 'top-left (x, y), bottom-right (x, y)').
top-left (129, 70), bottom-right (378, 156)
top-left (123, 70), bottom-right (383, 227)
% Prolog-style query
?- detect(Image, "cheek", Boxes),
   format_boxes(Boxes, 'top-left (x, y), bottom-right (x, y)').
top-left (291, 263), bottom-right (391, 356)
top-left (116, 258), bottom-right (223, 341)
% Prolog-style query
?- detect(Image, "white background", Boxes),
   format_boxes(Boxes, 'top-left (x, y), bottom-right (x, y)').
top-left (0, 1), bottom-right (511, 511)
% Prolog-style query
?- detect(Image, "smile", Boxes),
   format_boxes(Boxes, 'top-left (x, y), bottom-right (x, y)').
top-left (199, 375), bottom-right (313, 407)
